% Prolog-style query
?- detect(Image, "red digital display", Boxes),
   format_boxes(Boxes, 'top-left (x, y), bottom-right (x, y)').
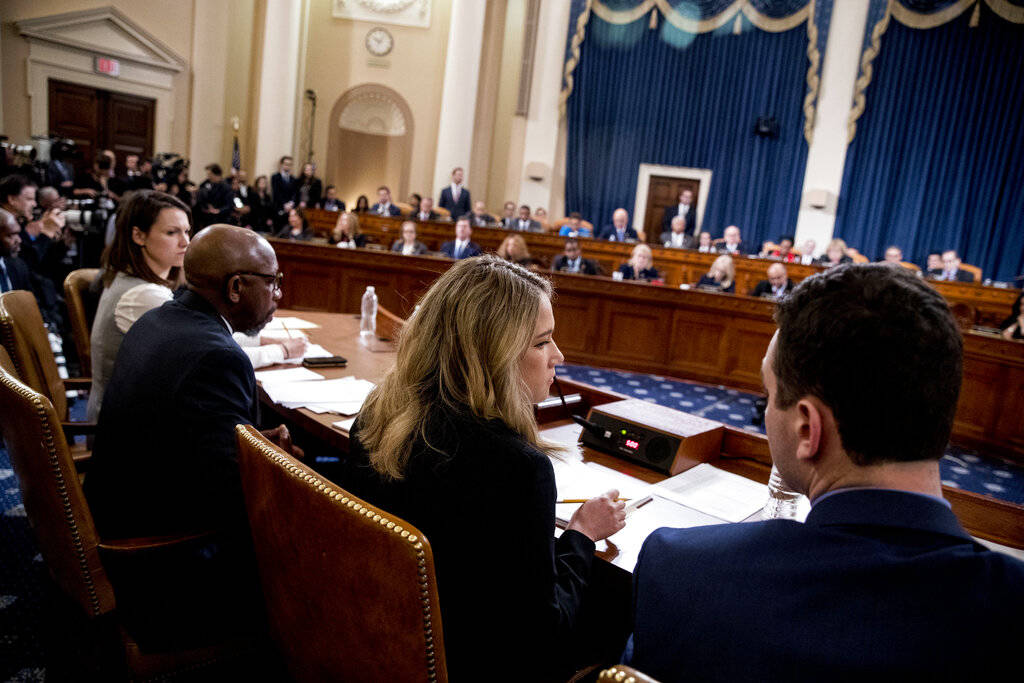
top-left (624, 439), bottom-right (640, 450)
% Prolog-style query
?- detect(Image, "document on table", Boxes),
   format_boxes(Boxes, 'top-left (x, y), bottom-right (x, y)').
top-left (264, 316), bottom-right (320, 331)
top-left (254, 367), bottom-right (325, 385)
top-left (261, 376), bottom-right (376, 416)
top-left (551, 458), bottom-right (651, 525)
top-left (651, 463), bottom-right (770, 523)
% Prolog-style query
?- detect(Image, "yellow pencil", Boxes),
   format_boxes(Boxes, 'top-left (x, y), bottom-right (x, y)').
top-left (556, 497), bottom-right (629, 504)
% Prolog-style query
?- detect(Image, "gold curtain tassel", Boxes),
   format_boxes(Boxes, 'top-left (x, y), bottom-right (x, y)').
top-left (969, 2), bottom-right (981, 27)
top-left (649, 8), bottom-right (659, 29)
top-left (733, 13), bottom-right (743, 34)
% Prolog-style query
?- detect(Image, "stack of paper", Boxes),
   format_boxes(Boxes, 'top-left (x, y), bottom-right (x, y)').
top-left (255, 367), bottom-right (325, 385)
top-left (262, 376), bottom-right (376, 416)
top-left (652, 463), bottom-right (771, 523)
top-left (264, 316), bottom-right (320, 331)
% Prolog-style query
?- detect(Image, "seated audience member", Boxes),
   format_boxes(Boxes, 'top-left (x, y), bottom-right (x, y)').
top-left (0, 209), bottom-right (39, 297)
top-left (276, 208), bottom-right (314, 240)
top-left (469, 200), bottom-right (495, 227)
top-left (764, 235), bottom-right (797, 262)
top-left (371, 185), bottom-right (401, 216)
top-left (798, 239), bottom-right (817, 265)
top-left (883, 245), bottom-right (904, 264)
top-left (925, 251), bottom-right (943, 276)
top-left (750, 263), bottom-right (794, 300)
top-left (346, 255), bottom-right (625, 680)
top-left (497, 234), bottom-right (540, 269)
top-left (390, 220), bottom-right (428, 255)
top-left (937, 250), bottom-right (974, 282)
top-left (534, 207), bottom-right (549, 229)
top-left (440, 217), bottom-right (482, 259)
top-left (407, 193), bottom-right (422, 216)
top-left (661, 215), bottom-right (695, 249)
top-left (411, 196), bottom-right (440, 222)
top-left (319, 185), bottom-right (345, 212)
top-left (598, 208), bottom-right (637, 242)
top-left (330, 211), bottom-right (366, 248)
top-left (438, 166), bottom-right (471, 218)
top-left (295, 162), bottom-right (322, 209)
top-left (696, 231), bottom-right (714, 253)
top-left (247, 175), bottom-right (275, 233)
top-left (816, 238), bottom-right (853, 267)
top-left (696, 254), bottom-right (736, 293)
top-left (195, 164), bottom-right (233, 230)
top-left (1000, 292), bottom-right (1024, 341)
top-left (717, 225), bottom-right (748, 256)
top-left (558, 212), bottom-right (592, 238)
top-left (552, 238), bottom-right (599, 275)
top-left (618, 243), bottom-right (659, 282)
top-left (624, 264), bottom-right (1024, 681)
top-left (354, 194), bottom-right (370, 213)
top-left (84, 225), bottom-right (302, 646)
top-left (498, 201), bottom-right (517, 229)
top-left (513, 204), bottom-right (542, 232)
top-left (662, 188), bottom-right (696, 235)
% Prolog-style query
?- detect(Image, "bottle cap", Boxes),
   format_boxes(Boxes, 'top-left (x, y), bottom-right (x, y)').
top-left (366, 286), bottom-right (375, 293)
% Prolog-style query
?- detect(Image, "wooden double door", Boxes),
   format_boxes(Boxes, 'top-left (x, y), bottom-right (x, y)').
top-left (642, 175), bottom-right (701, 243)
top-left (47, 79), bottom-right (155, 177)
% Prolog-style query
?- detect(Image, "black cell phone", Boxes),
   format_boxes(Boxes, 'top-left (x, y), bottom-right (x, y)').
top-left (302, 356), bottom-right (347, 368)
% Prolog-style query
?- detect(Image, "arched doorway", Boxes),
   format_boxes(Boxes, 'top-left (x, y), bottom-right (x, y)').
top-left (326, 84), bottom-right (414, 208)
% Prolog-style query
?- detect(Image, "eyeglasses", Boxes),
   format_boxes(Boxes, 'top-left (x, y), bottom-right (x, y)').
top-left (234, 270), bottom-right (283, 291)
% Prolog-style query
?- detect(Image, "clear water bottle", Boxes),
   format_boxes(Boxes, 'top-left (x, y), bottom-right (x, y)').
top-left (360, 286), bottom-right (378, 344)
top-left (760, 464), bottom-right (802, 520)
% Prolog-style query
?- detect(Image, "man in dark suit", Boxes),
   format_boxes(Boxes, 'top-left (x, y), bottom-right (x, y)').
top-left (440, 217), bottom-right (482, 259)
top-left (498, 201), bottom-right (517, 229)
top-left (660, 215), bottom-right (696, 249)
top-left (717, 225), bottom-right (749, 255)
top-left (661, 188), bottom-right (696, 236)
top-left (625, 264), bottom-right (1024, 682)
top-left (371, 185), bottom-right (402, 216)
top-left (551, 238), bottom-right (599, 275)
top-left (195, 164), bottom-right (233, 230)
top-left (938, 249), bottom-right (975, 282)
top-left (411, 195), bottom-right (440, 221)
top-left (749, 263), bottom-right (794, 300)
top-left (512, 204), bottom-right (542, 232)
top-left (84, 225), bottom-right (301, 646)
top-left (597, 208), bottom-right (638, 242)
top-left (0, 209), bottom-right (34, 293)
top-left (438, 166), bottom-right (471, 218)
top-left (270, 155), bottom-right (296, 218)
top-left (469, 200), bottom-right (495, 227)
top-left (319, 184), bottom-right (345, 212)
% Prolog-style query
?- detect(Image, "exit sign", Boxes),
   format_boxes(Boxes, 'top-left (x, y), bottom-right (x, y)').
top-left (94, 57), bottom-right (120, 77)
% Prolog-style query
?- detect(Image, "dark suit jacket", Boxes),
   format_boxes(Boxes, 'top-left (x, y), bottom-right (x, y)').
top-left (659, 231), bottom-right (696, 249)
top-left (947, 269), bottom-right (975, 282)
top-left (409, 210), bottom-right (440, 221)
top-left (85, 290), bottom-right (259, 539)
top-left (440, 240), bottom-right (482, 259)
top-left (390, 239), bottom-right (428, 255)
top-left (661, 203), bottom-right (695, 233)
top-left (270, 172), bottom-right (296, 210)
top-left (618, 264), bottom-right (660, 282)
top-left (438, 186), bottom-right (471, 218)
top-left (319, 198), bottom-right (346, 212)
top-left (696, 275), bottom-right (735, 293)
top-left (1, 254), bottom-right (34, 292)
top-left (344, 411), bottom-right (596, 681)
top-left (2, 251), bottom-right (62, 326)
top-left (598, 225), bottom-right (638, 242)
top-left (624, 489), bottom-right (1024, 682)
top-left (371, 202), bottom-right (402, 217)
top-left (552, 255), bottom-right (599, 275)
top-left (717, 241), bottom-right (750, 256)
top-left (470, 212), bottom-right (495, 227)
top-left (749, 278), bottom-right (794, 298)
top-left (499, 216), bottom-right (517, 229)
top-left (296, 178), bottom-right (322, 208)
top-left (511, 218), bottom-right (542, 233)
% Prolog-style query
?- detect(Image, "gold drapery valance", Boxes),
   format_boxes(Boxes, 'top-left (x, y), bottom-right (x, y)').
top-left (559, 0), bottom-right (822, 145)
top-left (847, 0), bottom-right (1024, 143)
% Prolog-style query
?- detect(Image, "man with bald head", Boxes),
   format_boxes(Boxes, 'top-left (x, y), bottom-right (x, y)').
top-left (598, 208), bottom-right (638, 242)
top-left (750, 262), bottom-right (794, 300)
top-left (717, 225), bottom-right (749, 255)
top-left (85, 225), bottom-right (294, 644)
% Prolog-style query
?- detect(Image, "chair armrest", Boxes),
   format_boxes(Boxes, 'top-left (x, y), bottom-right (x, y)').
top-left (63, 377), bottom-right (92, 390)
top-left (98, 530), bottom-right (218, 554)
top-left (61, 420), bottom-right (97, 436)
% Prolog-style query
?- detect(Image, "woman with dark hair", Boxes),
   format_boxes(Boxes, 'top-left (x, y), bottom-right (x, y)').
top-left (347, 255), bottom-right (625, 680)
top-left (87, 190), bottom-right (191, 420)
top-left (247, 175), bottom-right (275, 233)
top-left (276, 207), bottom-right (313, 240)
top-left (295, 162), bottom-right (322, 209)
top-left (1000, 292), bottom-right (1024, 341)
top-left (353, 195), bottom-right (370, 213)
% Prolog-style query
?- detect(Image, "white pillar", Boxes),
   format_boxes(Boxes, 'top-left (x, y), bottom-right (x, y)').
top-left (794, 0), bottom-right (870, 255)
top-left (253, 0), bottom-right (304, 178)
top-left (432, 0), bottom-right (487, 198)
top-left (517, 0), bottom-right (572, 216)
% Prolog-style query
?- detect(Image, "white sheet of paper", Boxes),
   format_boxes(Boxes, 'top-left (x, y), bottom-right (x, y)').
top-left (254, 366), bottom-right (325, 385)
top-left (264, 316), bottom-right (320, 330)
top-left (604, 495), bottom-right (726, 571)
top-left (264, 377), bottom-right (375, 408)
top-left (332, 417), bottom-right (357, 432)
top-left (652, 463), bottom-right (770, 523)
top-left (550, 458), bottom-right (652, 524)
top-left (302, 344), bottom-right (334, 359)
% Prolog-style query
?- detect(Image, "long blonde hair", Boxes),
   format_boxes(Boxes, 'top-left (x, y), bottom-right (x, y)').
top-left (629, 243), bottom-right (653, 270)
top-left (709, 254), bottom-right (735, 288)
top-left (497, 234), bottom-right (530, 261)
top-left (357, 255), bottom-right (554, 479)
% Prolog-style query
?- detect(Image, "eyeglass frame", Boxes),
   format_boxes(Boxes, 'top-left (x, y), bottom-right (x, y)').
top-left (232, 270), bottom-right (284, 291)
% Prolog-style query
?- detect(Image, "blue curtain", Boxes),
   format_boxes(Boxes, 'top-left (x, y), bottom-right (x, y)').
top-left (835, 6), bottom-right (1024, 282)
top-left (565, 14), bottom-right (810, 246)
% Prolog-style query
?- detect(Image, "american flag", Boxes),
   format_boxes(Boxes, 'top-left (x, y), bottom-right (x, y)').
top-left (231, 135), bottom-right (241, 173)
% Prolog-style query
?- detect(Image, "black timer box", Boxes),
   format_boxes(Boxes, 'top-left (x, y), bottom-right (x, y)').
top-left (581, 399), bottom-right (724, 475)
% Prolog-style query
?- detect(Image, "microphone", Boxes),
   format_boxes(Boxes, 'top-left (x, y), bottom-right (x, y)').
top-left (552, 377), bottom-right (613, 442)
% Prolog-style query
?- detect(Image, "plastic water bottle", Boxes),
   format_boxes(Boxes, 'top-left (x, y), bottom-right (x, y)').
top-left (360, 286), bottom-right (378, 344)
top-left (760, 464), bottom-right (802, 520)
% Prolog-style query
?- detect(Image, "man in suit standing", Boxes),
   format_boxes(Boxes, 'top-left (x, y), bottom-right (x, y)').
top-left (512, 205), bottom-right (542, 233)
top-left (661, 188), bottom-right (696, 236)
top-left (749, 263), bottom-right (794, 300)
top-left (371, 185), bottom-right (402, 216)
top-left (597, 208), bottom-right (638, 242)
top-left (938, 250), bottom-right (975, 282)
top-left (625, 264), bottom-right (1024, 681)
top-left (440, 217), bottom-right (482, 260)
top-left (660, 215), bottom-right (695, 249)
top-left (438, 167), bottom-right (471, 218)
top-left (551, 238), bottom-right (599, 275)
top-left (717, 225), bottom-right (748, 256)
top-left (270, 155), bottom-right (296, 220)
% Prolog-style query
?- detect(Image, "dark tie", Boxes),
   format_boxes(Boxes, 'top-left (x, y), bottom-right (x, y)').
top-left (455, 244), bottom-right (463, 259)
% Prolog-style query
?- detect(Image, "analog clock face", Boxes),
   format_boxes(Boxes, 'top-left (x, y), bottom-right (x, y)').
top-left (365, 27), bottom-right (394, 57)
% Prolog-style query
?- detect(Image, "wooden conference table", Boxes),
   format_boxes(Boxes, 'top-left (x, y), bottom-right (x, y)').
top-left (259, 309), bottom-right (1024, 559)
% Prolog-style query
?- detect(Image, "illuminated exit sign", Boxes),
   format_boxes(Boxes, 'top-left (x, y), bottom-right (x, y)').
top-left (94, 57), bottom-right (120, 77)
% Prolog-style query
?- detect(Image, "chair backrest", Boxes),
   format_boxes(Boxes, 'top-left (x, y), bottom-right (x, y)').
top-left (0, 364), bottom-right (115, 617)
top-left (434, 205), bottom-right (452, 218)
top-left (846, 248), bottom-right (869, 264)
top-left (959, 262), bottom-right (982, 282)
top-left (0, 290), bottom-right (68, 418)
top-left (0, 345), bottom-right (17, 376)
top-left (63, 268), bottom-right (101, 377)
top-left (375, 304), bottom-right (406, 342)
top-left (235, 425), bottom-right (448, 683)
top-left (900, 261), bottom-right (922, 272)
top-left (597, 665), bottom-right (662, 683)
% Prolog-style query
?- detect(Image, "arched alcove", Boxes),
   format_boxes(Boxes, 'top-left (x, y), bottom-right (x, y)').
top-left (326, 84), bottom-right (414, 206)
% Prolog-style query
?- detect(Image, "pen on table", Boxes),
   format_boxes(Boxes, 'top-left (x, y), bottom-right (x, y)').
top-left (556, 497), bottom-right (630, 504)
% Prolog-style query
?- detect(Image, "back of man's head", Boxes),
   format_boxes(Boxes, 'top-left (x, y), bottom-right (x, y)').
top-left (773, 264), bottom-right (962, 465)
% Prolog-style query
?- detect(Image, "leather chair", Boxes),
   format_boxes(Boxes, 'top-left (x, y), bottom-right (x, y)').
top-left (375, 303), bottom-right (406, 341)
top-left (0, 290), bottom-right (93, 463)
top-left (63, 268), bottom-right (101, 377)
top-left (597, 665), bottom-right (662, 683)
top-left (0, 364), bottom-right (251, 678)
top-left (899, 261), bottom-right (922, 272)
top-left (958, 262), bottom-right (983, 282)
top-left (235, 424), bottom-right (448, 682)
